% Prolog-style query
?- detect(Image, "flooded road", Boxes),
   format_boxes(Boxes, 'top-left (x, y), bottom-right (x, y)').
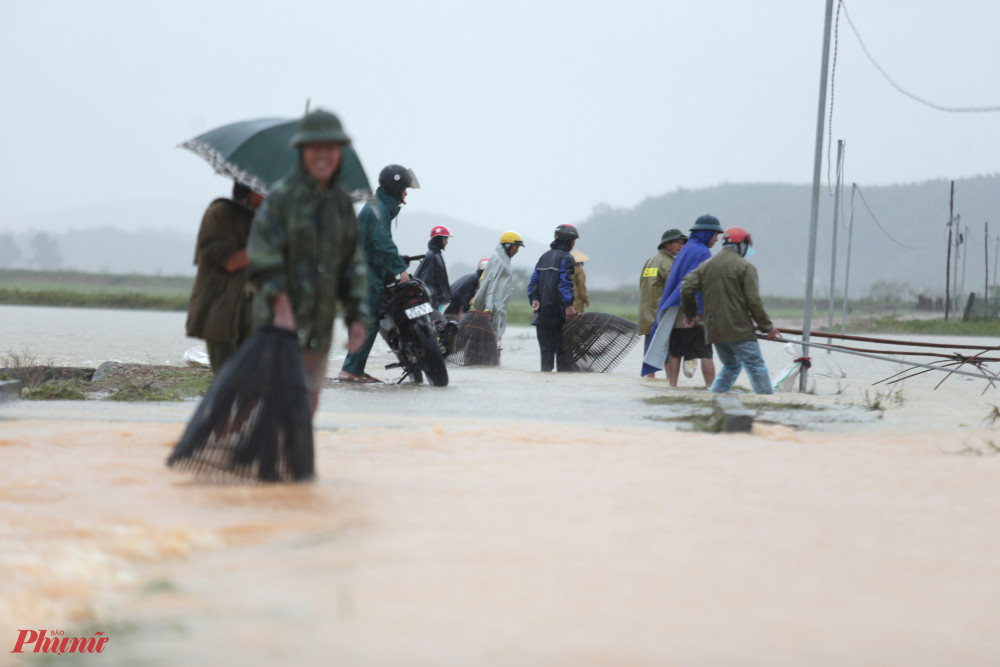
top-left (3, 305), bottom-right (1000, 664)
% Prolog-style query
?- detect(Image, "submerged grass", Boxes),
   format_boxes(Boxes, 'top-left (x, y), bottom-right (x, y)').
top-left (0, 288), bottom-right (187, 311)
top-left (23, 380), bottom-right (88, 401)
top-left (643, 394), bottom-right (714, 407)
top-left (105, 382), bottom-right (182, 402)
top-left (845, 316), bottom-right (1000, 336)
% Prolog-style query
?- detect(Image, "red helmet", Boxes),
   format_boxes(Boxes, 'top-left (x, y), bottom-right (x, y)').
top-left (430, 225), bottom-right (453, 238)
top-left (723, 227), bottom-right (752, 245)
top-left (478, 257), bottom-right (490, 271)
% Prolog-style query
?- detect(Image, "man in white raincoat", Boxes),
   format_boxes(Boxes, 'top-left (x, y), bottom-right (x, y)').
top-left (472, 231), bottom-right (525, 351)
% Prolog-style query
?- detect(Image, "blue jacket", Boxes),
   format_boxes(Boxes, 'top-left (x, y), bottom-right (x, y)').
top-left (640, 230), bottom-right (715, 375)
top-left (527, 239), bottom-right (576, 326)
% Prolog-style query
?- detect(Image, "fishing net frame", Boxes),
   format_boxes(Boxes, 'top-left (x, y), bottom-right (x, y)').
top-left (561, 312), bottom-right (639, 373)
top-left (167, 325), bottom-right (315, 482)
top-left (448, 310), bottom-right (500, 366)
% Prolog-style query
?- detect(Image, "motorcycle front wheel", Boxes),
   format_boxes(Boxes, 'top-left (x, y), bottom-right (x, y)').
top-left (414, 320), bottom-right (449, 387)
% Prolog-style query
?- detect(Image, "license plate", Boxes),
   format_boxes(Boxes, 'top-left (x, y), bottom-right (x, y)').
top-left (404, 302), bottom-right (433, 319)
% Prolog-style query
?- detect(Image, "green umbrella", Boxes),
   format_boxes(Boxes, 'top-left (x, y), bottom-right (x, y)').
top-left (179, 117), bottom-right (372, 201)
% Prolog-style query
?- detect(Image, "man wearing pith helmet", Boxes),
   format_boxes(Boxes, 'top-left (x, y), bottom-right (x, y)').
top-left (638, 228), bottom-right (687, 377)
top-left (247, 108), bottom-right (370, 414)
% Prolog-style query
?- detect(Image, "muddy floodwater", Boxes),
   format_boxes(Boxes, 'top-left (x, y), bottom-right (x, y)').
top-left (3, 304), bottom-right (1000, 665)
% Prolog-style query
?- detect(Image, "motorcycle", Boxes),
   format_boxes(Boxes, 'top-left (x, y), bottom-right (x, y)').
top-left (378, 255), bottom-right (458, 386)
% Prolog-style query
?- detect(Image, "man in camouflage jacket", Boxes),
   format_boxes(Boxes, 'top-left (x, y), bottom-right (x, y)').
top-left (247, 109), bottom-right (369, 413)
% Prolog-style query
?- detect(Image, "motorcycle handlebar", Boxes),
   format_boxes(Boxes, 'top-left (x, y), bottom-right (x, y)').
top-left (401, 254), bottom-right (426, 265)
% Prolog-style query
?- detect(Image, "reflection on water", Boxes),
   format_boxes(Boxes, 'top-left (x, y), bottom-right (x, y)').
top-left (1, 304), bottom-right (365, 369)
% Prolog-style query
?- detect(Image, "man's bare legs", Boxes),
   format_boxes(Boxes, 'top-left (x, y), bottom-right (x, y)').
top-left (701, 358), bottom-right (716, 388)
top-left (666, 356), bottom-right (681, 387)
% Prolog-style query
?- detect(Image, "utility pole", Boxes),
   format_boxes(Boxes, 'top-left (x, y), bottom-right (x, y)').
top-left (841, 184), bottom-right (857, 334)
top-left (961, 223), bottom-right (969, 303)
top-left (945, 181), bottom-right (953, 320)
top-left (801, 0), bottom-right (836, 392)
top-left (986, 223), bottom-right (989, 316)
top-left (826, 139), bottom-right (844, 351)
top-left (994, 235), bottom-right (998, 307)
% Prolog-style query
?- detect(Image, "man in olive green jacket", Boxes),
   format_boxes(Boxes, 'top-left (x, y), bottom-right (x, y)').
top-left (638, 229), bottom-right (686, 377)
top-left (247, 109), bottom-right (369, 414)
top-left (680, 226), bottom-right (779, 394)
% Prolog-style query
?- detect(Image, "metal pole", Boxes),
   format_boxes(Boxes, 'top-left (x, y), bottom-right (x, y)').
top-left (961, 224), bottom-right (969, 303)
top-left (946, 181), bottom-right (954, 320)
top-left (986, 222), bottom-right (989, 317)
top-left (826, 139), bottom-right (844, 351)
top-left (954, 214), bottom-right (962, 313)
top-left (841, 184), bottom-right (856, 334)
top-left (801, 0), bottom-right (836, 392)
top-left (993, 235), bottom-right (998, 307)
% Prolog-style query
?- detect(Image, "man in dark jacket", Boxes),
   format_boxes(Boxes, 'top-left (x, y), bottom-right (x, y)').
top-left (413, 225), bottom-right (452, 309)
top-left (680, 226), bottom-right (780, 394)
top-left (337, 163), bottom-right (419, 383)
top-left (186, 181), bottom-right (263, 372)
top-left (527, 224), bottom-right (578, 372)
top-left (444, 257), bottom-right (488, 318)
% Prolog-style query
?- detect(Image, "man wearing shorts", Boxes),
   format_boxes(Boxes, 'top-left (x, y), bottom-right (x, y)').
top-left (247, 109), bottom-right (369, 415)
top-left (640, 214), bottom-right (721, 387)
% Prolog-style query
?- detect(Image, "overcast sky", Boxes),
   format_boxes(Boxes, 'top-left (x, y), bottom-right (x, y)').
top-left (2, 0), bottom-right (998, 238)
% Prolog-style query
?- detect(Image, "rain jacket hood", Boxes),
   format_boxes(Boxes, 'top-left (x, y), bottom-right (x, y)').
top-left (358, 187), bottom-right (408, 286)
top-left (413, 234), bottom-right (451, 308)
top-left (472, 244), bottom-right (514, 340)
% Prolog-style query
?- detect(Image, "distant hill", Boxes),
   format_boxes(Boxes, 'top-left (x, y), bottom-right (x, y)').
top-left (389, 211), bottom-right (547, 277)
top-left (0, 209), bottom-right (548, 281)
top-left (576, 175), bottom-right (1000, 298)
top-left (3, 175), bottom-right (997, 300)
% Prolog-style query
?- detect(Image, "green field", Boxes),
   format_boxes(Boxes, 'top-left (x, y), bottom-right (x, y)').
top-left (2, 269), bottom-right (997, 336)
top-left (0, 270), bottom-right (191, 311)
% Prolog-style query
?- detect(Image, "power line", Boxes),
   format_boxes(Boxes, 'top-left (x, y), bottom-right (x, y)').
top-left (854, 184), bottom-right (926, 250)
top-left (841, 0), bottom-right (1000, 113)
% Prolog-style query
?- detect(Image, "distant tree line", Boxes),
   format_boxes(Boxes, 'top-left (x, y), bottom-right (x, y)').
top-left (0, 232), bottom-right (62, 270)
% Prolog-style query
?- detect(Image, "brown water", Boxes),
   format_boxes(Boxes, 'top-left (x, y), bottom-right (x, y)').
top-left (3, 306), bottom-right (1000, 664)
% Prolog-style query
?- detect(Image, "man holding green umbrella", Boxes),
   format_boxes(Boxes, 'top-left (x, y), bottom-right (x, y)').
top-left (247, 109), bottom-right (370, 415)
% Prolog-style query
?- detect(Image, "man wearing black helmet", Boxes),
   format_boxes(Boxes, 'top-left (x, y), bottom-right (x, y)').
top-left (338, 164), bottom-right (420, 383)
top-left (527, 224), bottom-right (578, 372)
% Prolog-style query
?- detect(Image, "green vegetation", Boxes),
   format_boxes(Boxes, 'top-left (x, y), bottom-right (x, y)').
top-left (3, 346), bottom-right (213, 402)
top-left (105, 382), bottom-right (182, 402)
top-left (742, 398), bottom-right (823, 411)
top-left (3, 269), bottom-right (998, 337)
top-left (0, 269), bottom-right (191, 311)
top-left (643, 394), bottom-right (714, 407)
top-left (845, 316), bottom-right (1000, 336)
top-left (861, 388), bottom-right (904, 411)
top-left (0, 288), bottom-right (187, 311)
top-left (23, 380), bottom-right (88, 401)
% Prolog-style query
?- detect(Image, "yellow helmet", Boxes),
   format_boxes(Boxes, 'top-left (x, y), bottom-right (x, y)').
top-left (499, 231), bottom-right (525, 247)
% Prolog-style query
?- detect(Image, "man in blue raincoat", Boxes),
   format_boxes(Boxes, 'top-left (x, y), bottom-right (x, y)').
top-left (640, 214), bottom-right (722, 386)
